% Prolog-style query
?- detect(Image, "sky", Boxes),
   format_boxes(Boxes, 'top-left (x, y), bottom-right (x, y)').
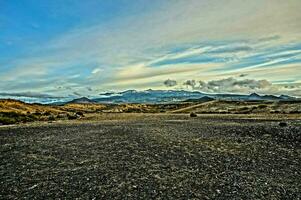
top-left (0, 0), bottom-right (301, 98)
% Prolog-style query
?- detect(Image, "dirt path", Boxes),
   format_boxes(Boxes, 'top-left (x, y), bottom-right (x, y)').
top-left (169, 101), bottom-right (216, 113)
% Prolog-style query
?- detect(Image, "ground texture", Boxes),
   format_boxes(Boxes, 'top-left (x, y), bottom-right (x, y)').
top-left (0, 114), bottom-right (300, 199)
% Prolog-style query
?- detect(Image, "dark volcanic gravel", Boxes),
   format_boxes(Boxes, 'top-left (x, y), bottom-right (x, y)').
top-left (0, 114), bottom-right (300, 199)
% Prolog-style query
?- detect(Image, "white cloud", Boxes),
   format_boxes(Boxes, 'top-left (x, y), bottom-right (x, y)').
top-left (181, 77), bottom-right (301, 96)
top-left (91, 68), bottom-right (102, 74)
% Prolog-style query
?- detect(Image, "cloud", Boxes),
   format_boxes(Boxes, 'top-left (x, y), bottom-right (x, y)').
top-left (207, 45), bottom-right (252, 54)
top-left (115, 62), bottom-right (221, 82)
top-left (257, 35), bottom-right (281, 42)
top-left (86, 87), bottom-right (93, 91)
top-left (0, 92), bottom-right (64, 99)
top-left (199, 77), bottom-right (272, 92)
top-left (239, 74), bottom-right (248, 77)
top-left (73, 92), bottom-right (82, 96)
top-left (163, 79), bottom-right (177, 87)
top-left (91, 68), bottom-right (102, 74)
top-left (183, 80), bottom-right (197, 88)
top-left (181, 77), bottom-right (301, 96)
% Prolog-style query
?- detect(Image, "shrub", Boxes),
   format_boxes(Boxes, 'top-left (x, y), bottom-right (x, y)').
top-left (57, 113), bottom-right (67, 119)
top-left (258, 104), bottom-right (268, 109)
top-left (289, 110), bottom-right (301, 114)
top-left (48, 115), bottom-right (56, 121)
top-left (68, 114), bottom-right (78, 120)
top-left (0, 116), bottom-right (17, 125)
top-left (76, 111), bottom-right (84, 117)
top-left (44, 111), bottom-right (51, 116)
top-left (272, 110), bottom-right (280, 114)
top-left (190, 112), bottom-right (197, 117)
top-left (240, 107), bottom-right (249, 111)
top-left (34, 112), bottom-right (42, 116)
top-left (279, 122), bottom-right (287, 127)
top-left (0, 112), bottom-right (36, 124)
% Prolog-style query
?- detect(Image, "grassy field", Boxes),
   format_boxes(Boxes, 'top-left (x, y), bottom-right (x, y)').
top-left (171, 100), bottom-right (301, 114)
top-left (0, 114), bottom-right (300, 199)
top-left (1, 99), bottom-right (301, 125)
top-left (0, 99), bottom-right (191, 125)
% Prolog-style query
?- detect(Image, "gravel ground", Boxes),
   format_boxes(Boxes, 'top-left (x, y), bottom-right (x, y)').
top-left (0, 114), bottom-right (300, 199)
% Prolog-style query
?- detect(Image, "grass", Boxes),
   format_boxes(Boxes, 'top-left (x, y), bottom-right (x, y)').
top-left (0, 112), bottom-right (37, 125)
top-left (1, 99), bottom-right (301, 125)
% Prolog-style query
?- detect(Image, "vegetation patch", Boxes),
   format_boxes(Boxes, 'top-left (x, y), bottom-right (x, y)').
top-left (0, 112), bottom-right (37, 125)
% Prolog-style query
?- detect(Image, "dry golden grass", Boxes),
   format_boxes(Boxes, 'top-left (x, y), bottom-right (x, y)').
top-left (0, 99), bottom-right (63, 114)
top-left (62, 103), bottom-right (107, 113)
top-left (171, 100), bottom-right (301, 114)
top-left (1, 99), bottom-right (300, 125)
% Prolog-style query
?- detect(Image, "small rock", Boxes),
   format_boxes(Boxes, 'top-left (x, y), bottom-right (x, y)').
top-left (263, 134), bottom-right (271, 138)
top-left (278, 122), bottom-right (287, 127)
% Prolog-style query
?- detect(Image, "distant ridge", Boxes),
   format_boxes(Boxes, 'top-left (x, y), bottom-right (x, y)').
top-left (67, 97), bottom-right (95, 104)
top-left (248, 93), bottom-right (262, 100)
top-left (51, 90), bottom-right (299, 104)
top-left (262, 95), bottom-right (280, 100)
top-left (183, 96), bottom-right (215, 103)
top-left (93, 90), bottom-right (206, 104)
top-left (279, 95), bottom-right (296, 100)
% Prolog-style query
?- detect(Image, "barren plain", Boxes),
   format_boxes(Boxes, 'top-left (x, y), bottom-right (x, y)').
top-left (1, 114), bottom-right (300, 199)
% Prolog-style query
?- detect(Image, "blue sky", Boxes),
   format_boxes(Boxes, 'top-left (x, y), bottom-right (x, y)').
top-left (0, 0), bottom-right (301, 98)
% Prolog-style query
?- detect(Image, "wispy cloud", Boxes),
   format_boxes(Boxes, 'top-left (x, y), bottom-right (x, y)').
top-left (0, 92), bottom-right (64, 99)
top-left (91, 68), bottom-right (102, 74)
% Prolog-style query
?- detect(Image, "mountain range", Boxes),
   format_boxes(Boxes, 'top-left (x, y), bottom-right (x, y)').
top-left (0, 90), bottom-right (298, 105)
top-left (71, 90), bottom-right (298, 104)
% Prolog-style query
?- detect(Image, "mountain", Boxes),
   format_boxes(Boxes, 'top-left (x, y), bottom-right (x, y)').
top-left (67, 97), bottom-right (95, 104)
top-left (94, 90), bottom-right (207, 104)
top-left (248, 93), bottom-right (262, 100)
top-left (92, 90), bottom-right (299, 104)
top-left (99, 92), bottom-right (116, 96)
top-left (183, 96), bottom-right (215, 103)
top-left (248, 93), bottom-right (282, 101)
top-left (262, 95), bottom-right (281, 100)
top-left (279, 95), bottom-right (296, 100)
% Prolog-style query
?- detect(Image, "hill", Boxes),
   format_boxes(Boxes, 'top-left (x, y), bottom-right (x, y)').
top-left (171, 100), bottom-right (301, 114)
top-left (0, 99), bottom-right (63, 114)
top-left (183, 96), bottom-right (215, 103)
top-left (67, 97), bottom-right (95, 104)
